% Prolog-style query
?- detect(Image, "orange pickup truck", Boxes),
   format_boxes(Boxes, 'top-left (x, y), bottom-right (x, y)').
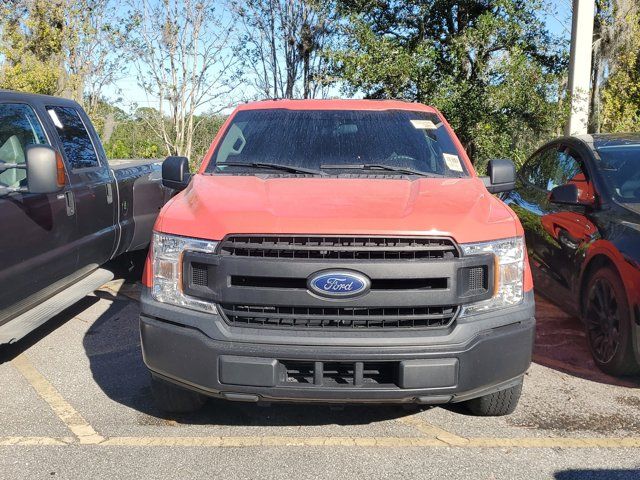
top-left (139, 99), bottom-right (535, 416)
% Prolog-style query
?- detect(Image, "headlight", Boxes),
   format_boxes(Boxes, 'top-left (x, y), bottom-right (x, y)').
top-left (150, 232), bottom-right (218, 313)
top-left (459, 236), bottom-right (524, 316)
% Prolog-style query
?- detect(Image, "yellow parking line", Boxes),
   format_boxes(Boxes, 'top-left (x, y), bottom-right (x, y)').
top-left (0, 435), bottom-right (639, 448)
top-left (6, 354), bottom-right (640, 450)
top-left (396, 415), bottom-right (469, 446)
top-left (11, 354), bottom-right (104, 445)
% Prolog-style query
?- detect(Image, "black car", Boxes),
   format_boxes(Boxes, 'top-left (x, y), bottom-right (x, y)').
top-left (505, 134), bottom-right (640, 376)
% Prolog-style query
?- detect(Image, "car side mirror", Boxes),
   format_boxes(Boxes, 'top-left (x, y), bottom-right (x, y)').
top-left (549, 184), bottom-right (579, 205)
top-left (25, 145), bottom-right (65, 194)
top-left (483, 159), bottom-right (516, 194)
top-left (162, 156), bottom-right (191, 190)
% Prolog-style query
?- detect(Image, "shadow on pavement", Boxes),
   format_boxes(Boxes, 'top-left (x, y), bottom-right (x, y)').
top-left (0, 296), bottom-right (100, 365)
top-left (82, 257), bottom-right (638, 424)
top-left (83, 301), bottom-right (417, 425)
top-left (533, 293), bottom-right (640, 388)
top-left (555, 470), bottom-right (640, 480)
top-left (84, 257), bottom-right (416, 426)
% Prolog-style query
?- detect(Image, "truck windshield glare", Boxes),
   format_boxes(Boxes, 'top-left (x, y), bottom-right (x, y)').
top-left (207, 109), bottom-right (468, 177)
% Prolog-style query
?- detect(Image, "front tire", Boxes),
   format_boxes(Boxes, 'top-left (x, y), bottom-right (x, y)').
top-left (462, 380), bottom-right (523, 416)
top-left (584, 266), bottom-right (640, 376)
top-left (151, 376), bottom-right (207, 413)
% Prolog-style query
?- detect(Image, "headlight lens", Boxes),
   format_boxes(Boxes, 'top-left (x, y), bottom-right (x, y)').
top-left (459, 236), bottom-right (525, 316)
top-left (150, 232), bottom-right (218, 313)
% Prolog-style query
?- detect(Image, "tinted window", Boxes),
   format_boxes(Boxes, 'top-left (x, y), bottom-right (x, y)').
top-left (47, 106), bottom-right (100, 169)
top-left (596, 144), bottom-right (640, 203)
top-left (206, 109), bottom-right (468, 177)
top-left (522, 148), bottom-right (582, 192)
top-left (0, 103), bottom-right (49, 188)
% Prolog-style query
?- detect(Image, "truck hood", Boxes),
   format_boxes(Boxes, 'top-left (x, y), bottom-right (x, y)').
top-left (157, 174), bottom-right (520, 243)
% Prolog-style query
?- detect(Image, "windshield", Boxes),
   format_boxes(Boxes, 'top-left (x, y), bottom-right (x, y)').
top-left (595, 144), bottom-right (640, 203)
top-left (205, 109), bottom-right (468, 177)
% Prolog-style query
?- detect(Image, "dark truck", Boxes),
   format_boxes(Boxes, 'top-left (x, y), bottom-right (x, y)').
top-left (0, 90), bottom-right (169, 344)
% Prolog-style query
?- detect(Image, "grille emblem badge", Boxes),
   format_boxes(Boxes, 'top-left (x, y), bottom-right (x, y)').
top-left (307, 270), bottom-right (371, 298)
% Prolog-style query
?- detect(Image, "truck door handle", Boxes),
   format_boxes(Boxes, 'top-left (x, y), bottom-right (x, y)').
top-left (106, 183), bottom-right (113, 205)
top-left (65, 191), bottom-right (75, 216)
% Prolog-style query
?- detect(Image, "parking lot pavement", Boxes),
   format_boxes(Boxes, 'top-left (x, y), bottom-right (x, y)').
top-left (1, 262), bottom-right (640, 479)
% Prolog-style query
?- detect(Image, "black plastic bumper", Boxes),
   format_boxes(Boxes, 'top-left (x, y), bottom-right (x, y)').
top-left (140, 289), bottom-right (535, 404)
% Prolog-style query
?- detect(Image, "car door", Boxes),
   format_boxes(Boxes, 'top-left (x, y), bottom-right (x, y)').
top-left (507, 144), bottom-right (596, 309)
top-left (0, 102), bottom-right (78, 325)
top-left (506, 145), bottom-right (560, 294)
top-left (45, 104), bottom-right (117, 270)
top-left (540, 146), bottom-right (598, 303)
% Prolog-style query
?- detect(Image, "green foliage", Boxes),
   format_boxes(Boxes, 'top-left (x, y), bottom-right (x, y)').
top-left (0, 57), bottom-right (61, 95)
top-left (0, 0), bottom-right (67, 94)
top-left (96, 107), bottom-right (226, 168)
top-left (328, 0), bottom-right (567, 170)
top-left (600, 13), bottom-right (640, 133)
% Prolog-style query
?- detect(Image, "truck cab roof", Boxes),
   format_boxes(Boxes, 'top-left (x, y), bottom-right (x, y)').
top-left (235, 98), bottom-right (439, 113)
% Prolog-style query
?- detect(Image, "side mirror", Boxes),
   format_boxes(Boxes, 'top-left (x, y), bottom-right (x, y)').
top-left (162, 156), bottom-right (191, 191)
top-left (483, 159), bottom-right (516, 194)
top-left (549, 184), bottom-right (579, 205)
top-left (25, 145), bottom-right (64, 194)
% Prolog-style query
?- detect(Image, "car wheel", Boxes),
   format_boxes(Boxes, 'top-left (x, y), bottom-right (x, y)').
top-left (151, 375), bottom-right (207, 413)
top-left (462, 379), bottom-right (523, 416)
top-left (584, 266), bottom-right (640, 376)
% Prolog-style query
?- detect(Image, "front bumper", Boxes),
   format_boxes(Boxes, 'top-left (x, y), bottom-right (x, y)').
top-left (140, 289), bottom-right (535, 404)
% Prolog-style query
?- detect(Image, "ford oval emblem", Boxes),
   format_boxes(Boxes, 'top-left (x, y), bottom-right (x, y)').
top-left (307, 270), bottom-right (371, 298)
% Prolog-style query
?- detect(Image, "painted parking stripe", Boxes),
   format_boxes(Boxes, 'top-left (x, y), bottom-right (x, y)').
top-left (11, 354), bottom-right (104, 445)
top-left (8, 353), bottom-right (640, 450)
top-left (396, 415), bottom-right (469, 446)
top-left (2, 436), bottom-right (639, 448)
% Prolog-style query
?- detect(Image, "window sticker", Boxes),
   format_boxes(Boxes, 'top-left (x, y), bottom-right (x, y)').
top-left (443, 153), bottom-right (463, 172)
top-left (410, 119), bottom-right (438, 130)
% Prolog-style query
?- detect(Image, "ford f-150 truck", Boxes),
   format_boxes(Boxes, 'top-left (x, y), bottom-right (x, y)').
top-left (140, 99), bottom-right (535, 416)
top-left (0, 90), bottom-right (169, 344)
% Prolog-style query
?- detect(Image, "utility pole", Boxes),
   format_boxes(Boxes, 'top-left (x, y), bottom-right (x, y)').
top-left (565, 0), bottom-right (595, 136)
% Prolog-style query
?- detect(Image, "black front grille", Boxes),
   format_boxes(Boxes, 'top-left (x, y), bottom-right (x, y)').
top-left (230, 275), bottom-right (448, 291)
top-left (218, 235), bottom-right (458, 260)
top-left (182, 234), bottom-right (492, 332)
top-left (280, 361), bottom-right (397, 387)
top-left (220, 304), bottom-right (458, 329)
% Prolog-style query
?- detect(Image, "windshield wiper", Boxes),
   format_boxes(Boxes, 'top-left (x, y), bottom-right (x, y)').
top-left (216, 161), bottom-right (325, 176)
top-left (320, 163), bottom-right (443, 177)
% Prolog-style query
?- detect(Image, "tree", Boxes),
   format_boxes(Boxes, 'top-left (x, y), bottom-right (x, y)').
top-left (0, 0), bottom-right (66, 95)
top-left (128, 0), bottom-right (236, 160)
top-left (589, 0), bottom-right (639, 132)
top-left (0, 0), bottom-right (128, 109)
top-left (65, 0), bottom-right (132, 115)
top-left (231, 0), bottom-right (334, 99)
top-left (327, 0), bottom-right (567, 169)
top-left (600, 11), bottom-right (640, 132)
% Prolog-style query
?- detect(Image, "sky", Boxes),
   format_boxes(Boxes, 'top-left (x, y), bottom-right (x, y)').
top-left (104, 1), bottom-right (575, 115)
